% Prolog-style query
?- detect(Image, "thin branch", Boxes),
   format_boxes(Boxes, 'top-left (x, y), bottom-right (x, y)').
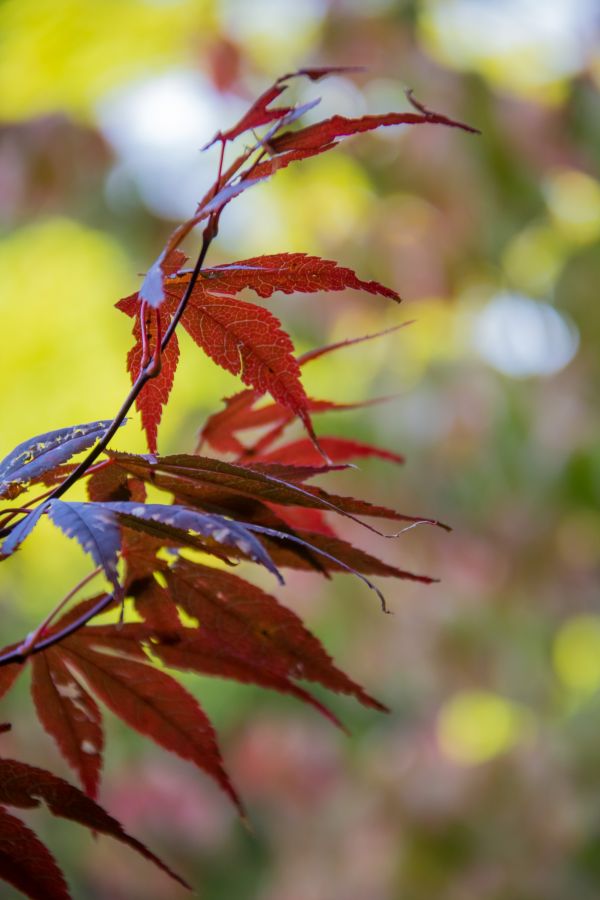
top-left (0, 588), bottom-right (116, 667)
top-left (17, 566), bottom-right (103, 658)
top-left (0, 221), bottom-right (217, 541)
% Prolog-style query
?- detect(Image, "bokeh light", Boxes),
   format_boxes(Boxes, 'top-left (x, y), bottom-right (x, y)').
top-left (554, 616), bottom-right (600, 694)
top-left (437, 690), bottom-right (530, 764)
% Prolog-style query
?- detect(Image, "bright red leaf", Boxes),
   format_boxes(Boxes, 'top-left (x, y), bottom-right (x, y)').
top-left (173, 252), bottom-right (399, 301)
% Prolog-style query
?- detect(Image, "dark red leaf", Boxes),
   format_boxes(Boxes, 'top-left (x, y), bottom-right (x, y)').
top-left (0, 806), bottom-right (70, 900)
top-left (166, 559), bottom-right (386, 711)
top-left (109, 451), bottom-right (445, 537)
top-left (87, 464), bottom-right (146, 504)
top-left (271, 102), bottom-right (479, 154)
top-left (75, 621), bottom-right (343, 731)
top-left (0, 661), bottom-right (23, 700)
top-left (31, 650), bottom-right (103, 799)
top-left (259, 527), bottom-right (436, 584)
top-left (249, 145), bottom-right (336, 181)
top-left (156, 633), bottom-right (343, 729)
top-left (60, 640), bottom-right (241, 811)
top-left (131, 577), bottom-right (182, 633)
top-left (0, 758), bottom-right (187, 888)
top-left (47, 593), bottom-right (118, 634)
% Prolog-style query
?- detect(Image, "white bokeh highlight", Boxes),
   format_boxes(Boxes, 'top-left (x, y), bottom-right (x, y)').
top-left (473, 292), bottom-right (579, 378)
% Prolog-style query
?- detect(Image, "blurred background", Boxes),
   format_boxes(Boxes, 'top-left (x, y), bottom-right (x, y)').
top-left (1, 1), bottom-right (600, 898)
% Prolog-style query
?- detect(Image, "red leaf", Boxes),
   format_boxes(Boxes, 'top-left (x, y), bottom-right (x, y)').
top-left (204, 83), bottom-right (293, 148)
top-left (0, 661), bottom-right (23, 700)
top-left (47, 593), bottom-right (117, 634)
top-left (131, 577), bottom-right (182, 633)
top-left (0, 806), bottom-right (70, 900)
top-left (177, 252), bottom-right (399, 301)
top-left (270, 102), bottom-right (479, 154)
top-left (279, 65), bottom-right (365, 83)
top-left (163, 284), bottom-right (318, 445)
top-left (203, 66), bottom-right (361, 150)
top-left (122, 527), bottom-right (165, 585)
top-left (260, 527), bottom-right (436, 584)
top-left (166, 559), bottom-right (386, 712)
top-left (87, 463), bottom-right (146, 504)
top-left (198, 390), bottom-right (392, 459)
top-left (76, 621), bottom-right (343, 731)
top-left (297, 322), bottom-right (412, 366)
top-left (110, 451), bottom-right (445, 537)
top-left (197, 389), bottom-right (259, 455)
top-left (31, 650), bottom-right (103, 799)
top-left (60, 639), bottom-right (242, 812)
top-left (156, 634), bottom-right (343, 729)
top-left (249, 145), bottom-right (336, 181)
top-left (270, 506), bottom-right (337, 538)
top-left (0, 757), bottom-right (187, 888)
top-left (256, 436), bottom-right (405, 467)
top-left (116, 250), bottom-right (186, 446)
top-left (118, 300), bottom-right (179, 453)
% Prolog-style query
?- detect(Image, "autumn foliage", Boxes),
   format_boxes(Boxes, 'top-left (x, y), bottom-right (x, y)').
top-left (0, 68), bottom-right (476, 898)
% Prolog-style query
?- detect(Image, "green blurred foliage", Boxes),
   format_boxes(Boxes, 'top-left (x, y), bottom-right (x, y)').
top-left (1, 0), bottom-right (600, 898)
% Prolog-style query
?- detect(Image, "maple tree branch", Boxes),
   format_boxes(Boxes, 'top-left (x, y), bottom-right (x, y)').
top-left (17, 565), bottom-right (103, 659)
top-left (0, 221), bottom-right (219, 662)
top-left (0, 221), bottom-right (217, 542)
top-left (0, 587), bottom-right (116, 667)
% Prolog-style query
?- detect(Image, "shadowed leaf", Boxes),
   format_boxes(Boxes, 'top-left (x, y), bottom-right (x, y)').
top-left (31, 650), bottom-right (103, 799)
top-left (0, 758), bottom-right (188, 888)
top-left (0, 806), bottom-right (70, 900)
top-left (60, 640), bottom-right (242, 812)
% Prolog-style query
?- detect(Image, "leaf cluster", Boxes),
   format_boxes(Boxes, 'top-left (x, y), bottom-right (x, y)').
top-left (0, 67), bottom-right (475, 898)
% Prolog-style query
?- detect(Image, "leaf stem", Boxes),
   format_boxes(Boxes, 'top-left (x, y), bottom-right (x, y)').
top-left (17, 566), bottom-right (103, 658)
top-left (0, 222), bottom-right (216, 539)
top-left (0, 588), bottom-right (116, 666)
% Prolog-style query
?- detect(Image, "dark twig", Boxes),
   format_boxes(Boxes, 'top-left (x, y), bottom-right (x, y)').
top-left (0, 589), bottom-right (117, 667)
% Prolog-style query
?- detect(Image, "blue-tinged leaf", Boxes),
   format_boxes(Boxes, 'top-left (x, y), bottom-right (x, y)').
top-left (46, 501), bottom-right (121, 590)
top-left (0, 420), bottom-right (122, 499)
top-left (198, 177), bottom-right (268, 220)
top-left (139, 257), bottom-right (166, 308)
top-left (0, 502), bottom-right (49, 558)
top-left (243, 522), bottom-right (390, 612)
top-left (102, 502), bottom-right (283, 584)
